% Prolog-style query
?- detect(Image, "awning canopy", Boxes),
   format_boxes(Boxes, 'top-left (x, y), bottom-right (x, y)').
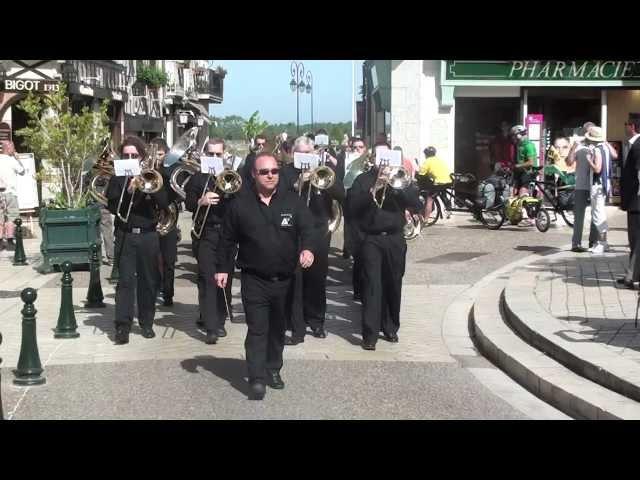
top-left (187, 101), bottom-right (211, 124)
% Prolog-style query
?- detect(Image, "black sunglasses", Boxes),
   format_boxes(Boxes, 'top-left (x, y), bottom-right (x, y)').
top-left (258, 168), bottom-right (280, 176)
top-left (122, 153), bottom-right (140, 159)
top-left (207, 152), bottom-right (224, 157)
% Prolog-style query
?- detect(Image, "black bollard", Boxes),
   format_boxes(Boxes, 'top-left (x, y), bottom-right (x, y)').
top-left (54, 261), bottom-right (80, 339)
top-left (85, 243), bottom-right (105, 308)
top-left (12, 218), bottom-right (28, 266)
top-left (13, 288), bottom-right (46, 386)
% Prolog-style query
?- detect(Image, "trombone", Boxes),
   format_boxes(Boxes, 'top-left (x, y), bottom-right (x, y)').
top-left (372, 158), bottom-right (410, 209)
top-left (117, 143), bottom-right (164, 223)
top-left (191, 166), bottom-right (242, 239)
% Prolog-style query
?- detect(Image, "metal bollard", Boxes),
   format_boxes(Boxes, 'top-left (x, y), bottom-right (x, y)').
top-left (12, 218), bottom-right (28, 266)
top-left (85, 243), bottom-right (105, 308)
top-left (13, 288), bottom-right (46, 386)
top-left (54, 261), bottom-right (79, 339)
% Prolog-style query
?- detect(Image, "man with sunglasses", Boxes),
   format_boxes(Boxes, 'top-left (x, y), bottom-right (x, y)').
top-left (349, 144), bottom-right (422, 351)
top-left (185, 138), bottom-right (238, 344)
top-left (279, 135), bottom-right (345, 344)
top-left (215, 152), bottom-right (315, 400)
top-left (106, 136), bottom-right (170, 345)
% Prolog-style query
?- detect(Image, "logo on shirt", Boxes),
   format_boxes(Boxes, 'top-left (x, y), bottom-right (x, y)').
top-left (280, 213), bottom-right (293, 227)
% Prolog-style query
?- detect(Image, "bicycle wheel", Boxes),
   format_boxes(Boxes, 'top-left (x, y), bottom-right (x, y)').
top-left (420, 194), bottom-right (441, 227)
top-left (480, 206), bottom-right (505, 230)
top-left (535, 208), bottom-right (551, 232)
top-left (560, 208), bottom-right (574, 227)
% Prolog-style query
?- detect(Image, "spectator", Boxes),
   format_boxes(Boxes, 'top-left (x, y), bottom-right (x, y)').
top-left (0, 140), bottom-right (26, 250)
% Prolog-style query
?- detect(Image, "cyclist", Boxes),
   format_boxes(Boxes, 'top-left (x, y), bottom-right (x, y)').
top-left (417, 146), bottom-right (452, 221)
top-left (510, 125), bottom-right (538, 227)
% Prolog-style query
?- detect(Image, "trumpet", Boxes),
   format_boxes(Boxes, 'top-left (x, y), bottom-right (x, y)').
top-left (192, 168), bottom-right (242, 239)
top-left (117, 143), bottom-right (164, 223)
top-left (372, 160), bottom-right (411, 209)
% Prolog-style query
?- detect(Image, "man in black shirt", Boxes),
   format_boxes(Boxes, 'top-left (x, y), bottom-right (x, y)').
top-left (151, 137), bottom-right (180, 307)
top-left (186, 138), bottom-right (238, 344)
top-left (349, 154), bottom-right (422, 350)
top-left (215, 152), bottom-right (315, 400)
top-left (238, 133), bottom-right (268, 185)
top-left (280, 135), bottom-right (345, 343)
top-left (106, 136), bottom-right (170, 345)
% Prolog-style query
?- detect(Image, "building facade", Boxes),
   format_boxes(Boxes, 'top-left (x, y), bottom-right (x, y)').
top-left (363, 60), bottom-right (640, 202)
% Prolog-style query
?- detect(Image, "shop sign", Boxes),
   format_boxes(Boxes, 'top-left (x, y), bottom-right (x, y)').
top-left (2, 79), bottom-right (60, 92)
top-left (446, 61), bottom-right (640, 81)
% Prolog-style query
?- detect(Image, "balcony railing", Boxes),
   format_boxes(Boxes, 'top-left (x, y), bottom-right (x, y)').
top-left (193, 69), bottom-right (224, 102)
top-left (165, 62), bottom-right (185, 97)
top-left (62, 60), bottom-right (128, 94)
top-left (125, 95), bottom-right (163, 118)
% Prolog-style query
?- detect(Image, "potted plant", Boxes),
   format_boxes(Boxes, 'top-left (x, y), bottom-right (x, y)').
top-left (15, 82), bottom-right (110, 273)
top-left (136, 64), bottom-right (169, 90)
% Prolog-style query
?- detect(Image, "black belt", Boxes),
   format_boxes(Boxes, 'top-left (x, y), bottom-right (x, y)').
top-left (244, 269), bottom-right (292, 282)
top-left (363, 230), bottom-right (400, 237)
top-left (119, 225), bottom-right (157, 234)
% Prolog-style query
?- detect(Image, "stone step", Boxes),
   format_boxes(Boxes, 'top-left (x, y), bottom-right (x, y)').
top-left (505, 266), bottom-right (640, 403)
top-left (471, 277), bottom-right (640, 419)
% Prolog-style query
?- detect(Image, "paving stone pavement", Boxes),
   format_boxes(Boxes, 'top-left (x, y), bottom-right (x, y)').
top-left (0, 209), bottom-right (595, 419)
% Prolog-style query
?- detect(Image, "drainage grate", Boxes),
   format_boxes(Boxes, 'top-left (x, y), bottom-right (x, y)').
top-left (0, 290), bottom-right (22, 299)
top-left (417, 252), bottom-right (488, 264)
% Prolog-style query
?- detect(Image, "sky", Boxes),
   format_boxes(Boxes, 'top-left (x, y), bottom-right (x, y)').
top-left (209, 60), bottom-right (364, 124)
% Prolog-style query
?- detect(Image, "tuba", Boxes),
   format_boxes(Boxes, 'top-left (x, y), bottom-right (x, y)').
top-left (89, 141), bottom-right (117, 206)
top-left (166, 127), bottom-right (202, 199)
top-left (343, 152), bottom-right (374, 189)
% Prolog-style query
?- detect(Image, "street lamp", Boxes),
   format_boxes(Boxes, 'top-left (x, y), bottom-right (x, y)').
top-left (305, 71), bottom-right (313, 131)
top-left (290, 61), bottom-right (308, 135)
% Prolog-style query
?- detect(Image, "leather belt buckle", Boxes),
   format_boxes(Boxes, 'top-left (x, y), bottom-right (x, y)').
top-left (132, 227), bottom-right (141, 234)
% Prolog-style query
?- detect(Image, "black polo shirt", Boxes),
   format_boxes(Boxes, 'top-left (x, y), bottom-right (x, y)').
top-left (217, 185), bottom-right (316, 277)
top-left (106, 175), bottom-right (169, 231)
top-left (348, 168), bottom-right (422, 235)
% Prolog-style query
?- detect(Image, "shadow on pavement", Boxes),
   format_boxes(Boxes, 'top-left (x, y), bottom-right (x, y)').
top-left (181, 355), bottom-right (249, 396)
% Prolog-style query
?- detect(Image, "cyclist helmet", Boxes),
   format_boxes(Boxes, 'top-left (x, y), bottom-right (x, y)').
top-left (510, 125), bottom-right (527, 137)
top-left (423, 146), bottom-right (437, 157)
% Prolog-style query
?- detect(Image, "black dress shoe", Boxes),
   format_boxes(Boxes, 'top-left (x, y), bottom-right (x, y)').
top-left (383, 333), bottom-right (399, 343)
top-left (205, 331), bottom-right (218, 344)
top-left (196, 320), bottom-right (206, 331)
top-left (284, 336), bottom-right (304, 346)
top-left (571, 246), bottom-right (588, 253)
top-left (216, 327), bottom-right (227, 338)
top-left (616, 278), bottom-right (635, 289)
top-left (114, 329), bottom-right (129, 345)
top-left (311, 327), bottom-right (327, 339)
top-left (141, 327), bottom-right (156, 339)
top-left (361, 341), bottom-right (376, 351)
top-left (353, 293), bottom-right (361, 301)
top-left (267, 372), bottom-right (285, 389)
top-left (249, 382), bottom-right (266, 400)
top-left (163, 297), bottom-right (174, 307)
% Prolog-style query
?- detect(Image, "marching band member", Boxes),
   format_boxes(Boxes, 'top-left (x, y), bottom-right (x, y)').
top-left (239, 133), bottom-right (268, 185)
top-left (151, 137), bottom-right (179, 307)
top-left (106, 136), bottom-right (169, 345)
top-left (280, 135), bottom-right (345, 344)
top-left (215, 152), bottom-right (315, 400)
top-left (348, 143), bottom-right (422, 351)
top-left (185, 138), bottom-right (238, 344)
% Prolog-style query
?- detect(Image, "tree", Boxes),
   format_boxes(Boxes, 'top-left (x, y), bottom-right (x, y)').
top-left (242, 111), bottom-right (269, 145)
top-left (15, 83), bottom-right (110, 209)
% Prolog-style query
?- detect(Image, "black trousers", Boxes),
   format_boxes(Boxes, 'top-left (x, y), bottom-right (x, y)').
top-left (625, 212), bottom-right (640, 282)
top-left (360, 232), bottom-right (407, 344)
top-left (114, 230), bottom-right (161, 330)
top-left (288, 232), bottom-right (331, 337)
top-left (195, 226), bottom-right (231, 332)
top-left (241, 271), bottom-right (291, 383)
top-left (159, 228), bottom-right (178, 300)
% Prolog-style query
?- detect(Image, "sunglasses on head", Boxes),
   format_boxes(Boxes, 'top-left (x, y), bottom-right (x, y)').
top-left (258, 168), bottom-right (280, 176)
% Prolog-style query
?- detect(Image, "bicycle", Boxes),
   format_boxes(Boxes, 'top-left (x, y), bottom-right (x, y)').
top-left (530, 169), bottom-right (575, 228)
top-left (418, 172), bottom-right (482, 227)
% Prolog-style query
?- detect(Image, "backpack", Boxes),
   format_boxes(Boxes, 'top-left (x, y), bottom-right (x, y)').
top-left (557, 189), bottom-right (575, 210)
top-left (476, 174), bottom-right (508, 209)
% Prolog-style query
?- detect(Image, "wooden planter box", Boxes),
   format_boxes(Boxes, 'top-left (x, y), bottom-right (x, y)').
top-left (37, 205), bottom-right (101, 273)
